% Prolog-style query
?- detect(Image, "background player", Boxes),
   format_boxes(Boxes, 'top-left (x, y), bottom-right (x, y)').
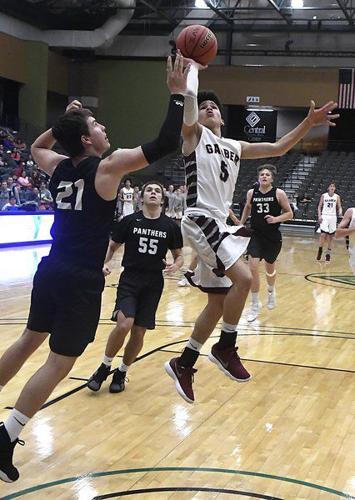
top-left (164, 58), bottom-right (339, 404)
top-left (120, 178), bottom-right (135, 217)
top-left (87, 181), bottom-right (183, 393)
top-left (335, 207), bottom-right (355, 273)
top-left (316, 182), bottom-right (342, 262)
top-left (0, 52), bottom-right (188, 483)
top-left (240, 164), bottom-right (293, 322)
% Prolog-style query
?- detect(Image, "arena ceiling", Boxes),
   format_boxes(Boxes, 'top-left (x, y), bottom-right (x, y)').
top-left (0, 0), bottom-right (355, 33)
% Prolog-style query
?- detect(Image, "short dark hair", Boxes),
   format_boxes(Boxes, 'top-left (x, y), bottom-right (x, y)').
top-left (141, 181), bottom-right (165, 202)
top-left (257, 163), bottom-right (277, 179)
top-left (52, 108), bottom-right (93, 158)
top-left (198, 91), bottom-right (224, 118)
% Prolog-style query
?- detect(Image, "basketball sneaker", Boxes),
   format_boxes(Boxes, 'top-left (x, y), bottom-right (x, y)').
top-left (247, 302), bottom-right (261, 322)
top-left (109, 369), bottom-right (126, 393)
top-left (208, 344), bottom-right (251, 382)
top-left (177, 277), bottom-right (189, 287)
top-left (267, 289), bottom-right (276, 310)
top-left (0, 423), bottom-right (24, 482)
top-left (325, 253), bottom-right (331, 262)
top-left (164, 358), bottom-right (197, 404)
top-left (87, 363), bottom-right (111, 392)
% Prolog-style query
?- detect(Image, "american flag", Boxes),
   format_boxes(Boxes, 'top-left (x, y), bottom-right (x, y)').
top-left (338, 68), bottom-right (355, 109)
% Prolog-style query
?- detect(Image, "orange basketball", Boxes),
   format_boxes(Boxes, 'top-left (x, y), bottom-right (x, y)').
top-left (176, 25), bottom-right (218, 65)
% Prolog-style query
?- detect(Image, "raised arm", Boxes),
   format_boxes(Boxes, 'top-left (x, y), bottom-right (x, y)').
top-left (96, 52), bottom-right (189, 200)
top-left (30, 100), bottom-right (81, 176)
top-left (240, 101), bottom-right (339, 160)
top-left (240, 189), bottom-right (253, 225)
top-left (181, 62), bottom-right (205, 154)
top-left (335, 208), bottom-right (355, 238)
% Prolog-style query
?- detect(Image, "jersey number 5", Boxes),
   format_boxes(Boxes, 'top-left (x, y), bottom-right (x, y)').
top-left (56, 179), bottom-right (84, 210)
top-left (138, 237), bottom-right (158, 255)
top-left (220, 160), bottom-right (229, 182)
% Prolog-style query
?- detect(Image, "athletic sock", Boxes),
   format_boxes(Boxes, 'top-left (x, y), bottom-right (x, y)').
top-left (251, 292), bottom-right (259, 306)
top-left (221, 321), bottom-right (237, 334)
top-left (5, 409), bottom-right (30, 442)
top-left (118, 362), bottom-right (129, 373)
top-left (178, 347), bottom-right (199, 368)
top-left (217, 330), bottom-right (238, 350)
top-left (103, 355), bottom-right (114, 367)
top-left (186, 338), bottom-right (203, 352)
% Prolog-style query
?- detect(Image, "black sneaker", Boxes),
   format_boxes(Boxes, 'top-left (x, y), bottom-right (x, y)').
top-left (316, 248), bottom-right (323, 261)
top-left (325, 253), bottom-right (331, 262)
top-left (0, 423), bottom-right (24, 483)
top-left (87, 363), bottom-right (111, 392)
top-left (109, 369), bottom-right (126, 393)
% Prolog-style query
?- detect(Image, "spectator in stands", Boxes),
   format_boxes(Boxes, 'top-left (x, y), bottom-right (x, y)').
top-left (39, 181), bottom-right (53, 204)
top-left (0, 180), bottom-right (10, 210)
top-left (172, 187), bottom-right (185, 225)
top-left (2, 196), bottom-right (19, 211)
top-left (10, 148), bottom-right (20, 163)
top-left (165, 184), bottom-right (175, 217)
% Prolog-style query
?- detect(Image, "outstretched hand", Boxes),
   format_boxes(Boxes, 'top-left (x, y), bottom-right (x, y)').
top-left (65, 100), bottom-right (82, 113)
top-left (166, 50), bottom-right (191, 95)
top-left (307, 100), bottom-right (339, 127)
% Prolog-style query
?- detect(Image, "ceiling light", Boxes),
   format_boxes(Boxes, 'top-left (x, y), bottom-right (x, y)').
top-left (291, 0), bottom-right (303, 7)
top-left (195, 0), bottom-right (207, 7)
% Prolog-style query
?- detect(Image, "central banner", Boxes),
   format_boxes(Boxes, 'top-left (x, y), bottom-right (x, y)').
top-left (242, 109), bottom-right (278, 143)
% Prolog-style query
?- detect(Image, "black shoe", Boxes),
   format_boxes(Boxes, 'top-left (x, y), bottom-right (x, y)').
top-left (109, 369), bottom-right (126, 393)
top-left (316, 248), bottom-right (322, 261)
top-left (0, 423), bottom-right (24, 483)
top-left (325, 253), bottom-right (331, 262)
top-left (87, 363), bottom-right (111, 392)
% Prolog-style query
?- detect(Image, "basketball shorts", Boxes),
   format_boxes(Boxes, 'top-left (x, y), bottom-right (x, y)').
top-left (181, 214), bottom-right (251, 294)
top-left (27, 257), bottom-right (104, 357)
top-left (247, 231), bottom-right (282, 264)
top-left (122, 203), bottom-right (134, 217)
top-left (320, 215), bottom-right (337, 234)
top-left (112, 268), bottom-right (164, 329)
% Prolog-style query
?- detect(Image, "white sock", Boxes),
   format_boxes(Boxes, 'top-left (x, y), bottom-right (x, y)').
top-left (221, 321), bottom-right (237, 334)
top-left (186, 337), bottom-right (203, 352)
top-left (267, 285), bottom-right (275, 293)
top-left (119, 362), bottom-right (129, 373)
top-left (5, 409), bottom-right (30, 442)
top-left (251, 292), bottom-right (259, 305)
top-left (0, 385), bottom-right (3, 392)
top-left (103, 355), bottom-right (114, 367)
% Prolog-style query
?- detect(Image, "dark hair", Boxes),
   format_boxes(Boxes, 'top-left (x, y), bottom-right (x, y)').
top-left (329, 182), bottom-right (336, 187)
top-left (52, 108), bottom-right (93, 158)
top-left (140, 181), bottom-right (165, 203)
top-left (257, 163), bottom-right (277, 179)
top-left (198, 91), bottom-right (224, 118)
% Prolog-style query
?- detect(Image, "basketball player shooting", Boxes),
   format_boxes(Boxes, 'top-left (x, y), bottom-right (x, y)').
top-left (164, 56), bottom-right (339, 404)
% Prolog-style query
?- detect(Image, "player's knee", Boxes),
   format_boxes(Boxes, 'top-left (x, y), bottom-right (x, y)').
top-left (19, 329), bottom-right (47, 353)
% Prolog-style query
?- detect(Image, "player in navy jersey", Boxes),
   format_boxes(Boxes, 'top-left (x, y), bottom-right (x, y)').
top-left (164, 57), bottom-right (339, 404)
top-left (87, 182), bottom-right (183, 393)
top-left (0, 53), bottom-right (189, 483)
top-left (240, 165), bottom-right (293, 322)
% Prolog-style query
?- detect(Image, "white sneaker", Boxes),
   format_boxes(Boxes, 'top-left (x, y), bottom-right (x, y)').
top-left (178, 277), bottom-right (189, 287)
top-left (267, 290), bottom-right (276, 310)
top-left (247, 303), bottom-right (261, 322)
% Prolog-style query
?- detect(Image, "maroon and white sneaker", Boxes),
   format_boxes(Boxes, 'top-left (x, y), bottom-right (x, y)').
top-left (164, 358), bottom-right (197, 404)
top-left (208, 344), bottom-right (251, 382)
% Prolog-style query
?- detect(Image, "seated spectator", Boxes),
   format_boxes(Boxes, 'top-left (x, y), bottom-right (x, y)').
top-left (15, 137), bottom-right (26, 151)
top-left (10, 148), bottom-right (20, 163)
top-left (39, 181), bottom-right (53, 203)
top-left (0, 180), bottom-right (10, 210)
top-left (1, 196), bottom-right (19, 211)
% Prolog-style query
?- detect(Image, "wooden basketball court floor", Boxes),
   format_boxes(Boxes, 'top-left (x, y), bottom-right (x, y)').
top-left (0, 234), bottom-right (354, 499)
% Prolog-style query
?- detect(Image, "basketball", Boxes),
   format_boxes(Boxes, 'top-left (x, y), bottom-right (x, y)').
top-left (176, 25), bottom-right (218, 65)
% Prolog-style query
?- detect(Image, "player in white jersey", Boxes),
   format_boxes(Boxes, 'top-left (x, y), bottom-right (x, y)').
top-left (120, 178), bottom-right (135, 216)
top-left (316, 183), bottom-right (342, 262)
top-left (335, 207), bottom-right (355, 273)
top-left (164, 59), bottom-right (339, 404)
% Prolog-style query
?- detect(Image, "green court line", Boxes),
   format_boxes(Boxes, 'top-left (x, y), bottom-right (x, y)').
top-left (3, 467), bottom-right (354, 499)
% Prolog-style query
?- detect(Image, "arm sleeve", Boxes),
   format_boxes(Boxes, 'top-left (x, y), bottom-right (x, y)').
top-left (183, 65), bottom-right (199, 126)
top-left (168, 220), bottom-right (184, 250)
top-left (141, 94), bottom-right (185, 164)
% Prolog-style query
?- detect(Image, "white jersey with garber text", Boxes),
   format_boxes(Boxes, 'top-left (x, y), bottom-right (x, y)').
top-left (122, 187), bottom-right (134, 216)
top-left (322, 192), bottom-right (339, 216)
top-left (348, 207), bottom-right (355, 273)
top-left (184, 126), bottom-right (241, 221)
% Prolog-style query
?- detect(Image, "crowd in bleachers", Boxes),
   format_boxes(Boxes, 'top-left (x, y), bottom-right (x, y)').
top-left (0, 127), bottom-right (52, 212)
